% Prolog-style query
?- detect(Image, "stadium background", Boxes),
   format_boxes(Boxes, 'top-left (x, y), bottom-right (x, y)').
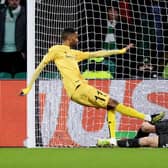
top-left (0, 0), bottom-right (168, 167)
top-left (0, 0), bottom-right (168, 146)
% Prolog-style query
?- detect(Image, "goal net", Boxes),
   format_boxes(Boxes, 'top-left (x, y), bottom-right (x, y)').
top-left (27, 0), bottom-right (168, 147)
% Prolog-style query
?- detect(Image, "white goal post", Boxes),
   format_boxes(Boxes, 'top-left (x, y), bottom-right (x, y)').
top-left (26, 0), bottom-right (35, 147)
top-left (26, 0), bottom-right (168, 147)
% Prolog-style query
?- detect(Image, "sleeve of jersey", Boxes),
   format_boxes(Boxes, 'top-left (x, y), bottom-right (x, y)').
top-left (26, 50), bottom-right (55, 91)
top-left (76, 51), bottom-right (90, 62)
top-left (89, 48), bottom-right (127, 58)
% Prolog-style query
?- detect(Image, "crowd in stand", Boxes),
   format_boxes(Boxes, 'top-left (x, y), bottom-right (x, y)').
top-left (0, 0), bottom-right (168, 79)
top-left (0, 0), bottom-right (26, 79)
top-left (80, 0), bottom-right (168, 79)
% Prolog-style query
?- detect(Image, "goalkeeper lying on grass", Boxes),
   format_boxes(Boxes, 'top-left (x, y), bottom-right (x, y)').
top-left (21, 28), bottom-right (157, 144)
top-left (98, 112), bottom-right (168, 148)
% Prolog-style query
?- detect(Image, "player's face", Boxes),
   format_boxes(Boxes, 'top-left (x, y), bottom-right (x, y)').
top-left (108, 8), bottom-right (118, 21)
top-left (8, 0), bottom-right (21, 9)
top-left (69, 32), bottom-right (78, 48)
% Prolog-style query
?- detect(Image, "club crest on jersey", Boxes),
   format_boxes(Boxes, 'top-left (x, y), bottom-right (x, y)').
top-left (66, 54), bottom-right (76, 59)
top-left (64, 52), bottom-right (75, 58)
top-left (66, 55), bottom-right (74, 58)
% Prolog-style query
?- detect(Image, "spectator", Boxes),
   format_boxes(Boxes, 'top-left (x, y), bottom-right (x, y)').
top-left (148, 0), bottom-right (164, 78)
top-left (80, 0), bottom-right (114, 79)
top-left (119, 0), bottom-right (133, 24)
top-left (0, 0), bottom-right (5, 9)
top-left (85, 6), bottom-right (119, 79)
top-left (108, 1), bottom-right (134, 78)
top-left (0, 0), bottom-right (26, 77)
top-left (137, 57), bottom-right (157, 78)
top-left (100, 6), bottom-right (119, 78)
top-left (83, 1), bottom-right (134, 79)
top-left (130, 0), bottom-right (168, 78)
top-left (78, 0), bottom-right (135, 78)
top-left (130, 0), bottom-right (153, 77)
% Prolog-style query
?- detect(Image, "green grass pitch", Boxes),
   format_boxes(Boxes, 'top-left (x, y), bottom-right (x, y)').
top-left (0, 148), bottom-right (168, 168)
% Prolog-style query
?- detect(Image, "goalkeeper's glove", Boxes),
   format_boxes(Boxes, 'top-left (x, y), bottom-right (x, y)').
top-left (20, 87), bottom-right (31, 96)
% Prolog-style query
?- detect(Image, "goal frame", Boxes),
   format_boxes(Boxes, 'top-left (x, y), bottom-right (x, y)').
top-left (26, 0), bottom-right (168, 148)
top-left (26, 0), bottom-right (36, 148)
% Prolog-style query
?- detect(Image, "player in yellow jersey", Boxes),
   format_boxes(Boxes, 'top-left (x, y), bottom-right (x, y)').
top-left (21, 28), bottom-right (156, 145)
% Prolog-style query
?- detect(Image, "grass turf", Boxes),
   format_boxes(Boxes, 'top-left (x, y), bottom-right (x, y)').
top-left (0, 148), bottom-right (168, 168)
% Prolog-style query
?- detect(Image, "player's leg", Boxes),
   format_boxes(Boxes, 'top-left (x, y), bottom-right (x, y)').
top-left (141, 121), bottom-right (156, 133)
top-left (135, 113), bottom-right (165, 138)
top-left (117, 120), bottom-right (168, 148)
top-left (117, 136), bottom-right (159, 148)
top-left (139, 136), bottom-right (159, 147)
top-left (72, 83), bottom-right (150, 122)
top-left (97, 109), bottom-right (117, 146)
top-left (72, 84), bottom-right (117, 145)
top-left (107, 109), bottom-right (116, 138)
top-left (80, 85), bottom-right (152, 146)
top-left (139, 134), bottom-right (168, 148)
top-left (137, 119), bottom-right (168, 143)
top-left (134, 127), bottom-right (150, 139)
top-left (97, 99), bottom-right (155, 147)
top-left (85, 87), bottom-right (117, 139)
top-left (84, 87), bottom-right (117, 139)
top-left (117, 138), bottom-right (140, 147)
top-left (76, 85), bottom-right (118, 142)
top-left (107, 98), bottom-right (152, 122)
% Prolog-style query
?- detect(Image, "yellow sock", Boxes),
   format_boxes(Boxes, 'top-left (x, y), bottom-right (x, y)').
top-left (115, 103), bottom-right (145, 120)
top-left (107, 110), bottom-right (116, 138)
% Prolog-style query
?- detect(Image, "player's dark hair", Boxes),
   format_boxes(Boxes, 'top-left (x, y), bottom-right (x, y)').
top-left (61, 28), bottom-right (76, 41)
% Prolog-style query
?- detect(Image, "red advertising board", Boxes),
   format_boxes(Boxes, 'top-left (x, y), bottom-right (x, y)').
top-left (38, 80), bottom-right (168, 146)
top-left (0, 80), bottom-right (168, 147)
top-left (0, 80), bottom-right (26, 146)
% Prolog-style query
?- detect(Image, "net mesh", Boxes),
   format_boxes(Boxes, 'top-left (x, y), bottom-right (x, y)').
top-left (34, 0), bottom-right (168, 147)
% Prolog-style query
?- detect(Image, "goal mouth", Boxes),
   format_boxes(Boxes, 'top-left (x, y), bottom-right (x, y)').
top-left (27, 0), bottom-right (168, 147)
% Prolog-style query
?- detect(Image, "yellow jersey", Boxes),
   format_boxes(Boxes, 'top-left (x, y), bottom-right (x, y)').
top-left (46, 45), bottom-right (90, 96)
top-left (24, 44), bottom-right (126, 96)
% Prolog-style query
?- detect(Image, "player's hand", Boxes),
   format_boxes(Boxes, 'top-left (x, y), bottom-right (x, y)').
top-left (20, 87), bottom-right (30, 96)
top-left (125, 43), bottom-right (134, 51)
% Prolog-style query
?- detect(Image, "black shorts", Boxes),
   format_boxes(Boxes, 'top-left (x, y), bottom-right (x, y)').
top-left (0, 52), bottom-right (26, 76)
top-left (159, 134), bottom-right (168, 148)
top-left (156, 120), bottom-right (168, 148)
top-left (155, 119), bottom-right (168, 135)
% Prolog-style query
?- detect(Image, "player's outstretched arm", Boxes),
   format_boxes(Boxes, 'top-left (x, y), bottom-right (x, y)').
top-left (124, 43), bottom-right (134, 51)
top-left (20, 49), bottom-right (56, 96)
top-left (20, 61), bottom-right (47, 96)
top-left (89, 43), bottom-right (134, 58)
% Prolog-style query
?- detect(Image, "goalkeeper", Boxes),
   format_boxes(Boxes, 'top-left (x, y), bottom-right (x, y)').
top-left (97, 112), bottom-right (166, 147)
top-left (21, 28), bottom-right (156, 143)
top-left (117, 112), bottom-right (168, 148)
top-left (117, 113), bottom-right (168, 148)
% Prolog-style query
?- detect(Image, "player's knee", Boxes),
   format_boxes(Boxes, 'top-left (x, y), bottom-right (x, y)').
top-left (141, 122), bottom-right (151, 132)
top-left (139, 137), bottom-right (151, 146)
top-left (107, 98), bottom-right (119, 110)
top-left (149, 136), bottom-right (159, 147)
top-left (140, 136), bottom-right (158, 147)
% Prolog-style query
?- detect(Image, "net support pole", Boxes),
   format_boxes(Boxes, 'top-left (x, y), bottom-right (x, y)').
top-left (26, 0), bottom-right (36, 148)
